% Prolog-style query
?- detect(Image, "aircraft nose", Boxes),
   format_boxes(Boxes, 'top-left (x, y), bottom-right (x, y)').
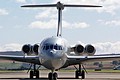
top-left (49, 49), bottom-right (56, 57)
top-left (48, 49), bottom-right (62, 58)
top-left (50, 49), bottom-right (56, 54)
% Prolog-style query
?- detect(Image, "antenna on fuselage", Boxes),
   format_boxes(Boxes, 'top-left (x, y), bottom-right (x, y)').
top-left (21, 1), bottom-right (102, 37)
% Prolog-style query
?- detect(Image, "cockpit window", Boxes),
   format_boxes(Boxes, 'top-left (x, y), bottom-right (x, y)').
top-left (54, 45), bottom-right (57, 50)
top-left (58, 46), bottom-right (62, 50)
top-left (43, 46), bottom-right (45, 50)
top-left (46, 45), bottom-right (49, 50)
top-left (42, 44), bottom-right (63, 50)
top-left (50, 45), bottom-right (53, 49)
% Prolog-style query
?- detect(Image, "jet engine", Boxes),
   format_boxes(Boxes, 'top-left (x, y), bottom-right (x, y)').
top-left (73, 44), bottom-right (84, 55)
top-left (22, 44), bottom-right (39, 56)
top-left (32, 44), bottom-right (39, 55)
top-left (84, 44), bottom-right (96, 56)
top-left (22, 44), bottom-right (32, 55)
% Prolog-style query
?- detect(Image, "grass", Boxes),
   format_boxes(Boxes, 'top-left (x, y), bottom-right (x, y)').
top-left (87, 69), bottom-right (120, 73)
top-left (0, 69), bottom-right (120, 73)
top-left (58, 69), bottom-right (120, 73)
top-left (0, 62), bottom-right (120, 73)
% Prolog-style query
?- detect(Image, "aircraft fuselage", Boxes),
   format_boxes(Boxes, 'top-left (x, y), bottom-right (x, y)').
top-left (39, 36), bottom-right (69, 70)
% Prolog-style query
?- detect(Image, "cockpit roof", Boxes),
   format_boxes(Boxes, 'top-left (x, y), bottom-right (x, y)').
top-left (41, 36), bottom-right (66, 46)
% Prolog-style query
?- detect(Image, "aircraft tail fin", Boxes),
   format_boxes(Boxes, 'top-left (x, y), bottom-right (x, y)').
top-left (21, 2), bottom-right (102, 37)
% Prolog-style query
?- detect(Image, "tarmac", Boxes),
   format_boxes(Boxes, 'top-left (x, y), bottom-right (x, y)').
top-left (0, 70), bottom-right (120, 80)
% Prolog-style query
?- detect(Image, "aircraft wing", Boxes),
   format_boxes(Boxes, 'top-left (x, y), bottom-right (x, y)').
top-left (0, 51), bottom-right (40, 64)
top-left (66, 54), bottom-right (120, 65)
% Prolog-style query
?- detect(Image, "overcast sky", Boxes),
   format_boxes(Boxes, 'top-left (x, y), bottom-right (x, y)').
top-left (0, 0), bottom-right (120, 54)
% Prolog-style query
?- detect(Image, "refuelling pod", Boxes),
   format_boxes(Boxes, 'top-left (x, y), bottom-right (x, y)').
top-left (22, 44), bottom-right (32, 55)
top-left (84, 44), bottom-right (96, 56)
top-left (74, 44), bottom-right (84, 55)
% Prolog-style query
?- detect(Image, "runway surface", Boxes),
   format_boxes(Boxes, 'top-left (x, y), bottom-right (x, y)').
top-left (0, 70), bottom-right (120, 80)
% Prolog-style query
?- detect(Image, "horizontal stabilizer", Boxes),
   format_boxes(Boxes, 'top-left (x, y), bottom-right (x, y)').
top-left (21, 4), bottom-right (56, 7)
top-left (21, 2), bottom-right (102, 8)
top-left (64, 4), bottom-right (102, 7)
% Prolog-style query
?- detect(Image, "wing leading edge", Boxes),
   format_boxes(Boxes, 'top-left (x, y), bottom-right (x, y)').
top-left (0, 51), bottom-right (40, 64)
top-left (67, 54), bottom-right (120, 65)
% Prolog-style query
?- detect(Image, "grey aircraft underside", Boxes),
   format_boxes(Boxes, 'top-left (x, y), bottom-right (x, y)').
top-left (0, 1), bottom-right (120, 80)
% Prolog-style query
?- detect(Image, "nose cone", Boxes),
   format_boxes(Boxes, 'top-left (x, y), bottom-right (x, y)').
top-left (42, 58), bottom-right (64, 70)
top-left (40, 49), bottom-right (66, 70)
top-left (46, 49), bottom-right (63, 59)
top-left (50, 49), bottom-right (56, 55)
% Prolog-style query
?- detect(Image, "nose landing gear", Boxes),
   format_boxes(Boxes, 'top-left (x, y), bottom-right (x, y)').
top-left (48, 72), bottom-right (58, 80)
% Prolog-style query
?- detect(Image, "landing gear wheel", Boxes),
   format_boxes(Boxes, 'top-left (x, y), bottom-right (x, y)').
top-left (48, 72), bottom-right (58, 80)
top-left (36, 70), bottom-right (39, 79)
top-left (81, 70), bottom-right (85, 79)
top-left (30, 71), bottom-right (34, 79)
top-left (29, 64), bottom-right (40, 79)
top-left (53, 72), bottom-right (58, 80)
top-left (74, 64), bottom-right (86, 79)
top-left (48, 72), bottom-right (52, 80)
top-left (75, 70), bottom-right (79, 79)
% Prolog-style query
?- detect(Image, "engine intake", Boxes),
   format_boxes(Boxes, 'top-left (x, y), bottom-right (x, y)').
top-left (22, 44), bottom-right (32, 55)
top-left (74, 44), bottom-right (84, 55)
top-left (84, 44), bottom-right (96, 56)
top-left (33, 44), bottom-right (39, 55)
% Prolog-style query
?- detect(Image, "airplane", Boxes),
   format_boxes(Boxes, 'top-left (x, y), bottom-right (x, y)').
top-left (1, 1), bottom-right (120, 80)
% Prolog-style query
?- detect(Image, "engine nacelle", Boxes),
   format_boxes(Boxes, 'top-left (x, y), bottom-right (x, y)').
top-left (74, 44), bottom-right (84, 55)
top-left (22, 44), bottom-right (32, 55)
top-left (32, 44), bottom-right (39, 55)
top-left (84, 44), bottom-right (96, 56)
top-left (22, 44), bottom-right (39, 56)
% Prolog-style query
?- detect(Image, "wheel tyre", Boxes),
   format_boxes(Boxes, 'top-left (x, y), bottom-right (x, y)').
top-left (48, 72), bottom-right (53, 80)
top-left (36, 70), bottom-right (39, 79)
top-left (53, 72), bottom-right (58, 80)
top-left (30, 71), bottom-right (34, 79)
top-left (75, 71), bottom-right (79, 79)
top-left (81, 70), bottom-right (85, 79)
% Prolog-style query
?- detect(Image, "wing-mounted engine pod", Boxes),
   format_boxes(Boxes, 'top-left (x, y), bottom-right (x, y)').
top-left (22, 44), bottom-right (32, 55)
top-left (84, 44), bottom-right (96, 56)
top-left (33, 44), bottom-right (39, 55)
top-left (74, 44), bottom-right (84, 55)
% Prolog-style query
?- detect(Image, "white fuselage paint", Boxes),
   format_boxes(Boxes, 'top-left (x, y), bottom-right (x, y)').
top-left (38, 36), bottom-right (70, 70)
